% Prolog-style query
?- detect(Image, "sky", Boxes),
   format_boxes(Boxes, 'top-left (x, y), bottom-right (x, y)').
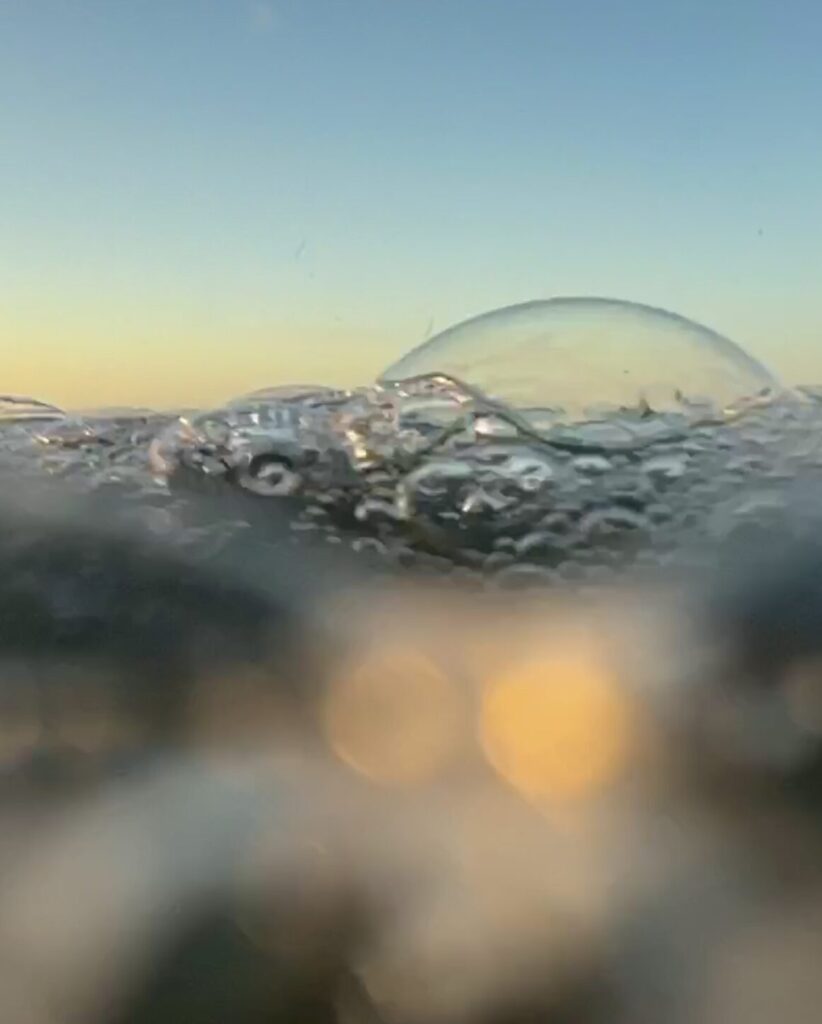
top-left (2, 0), bottom-right (821, 410)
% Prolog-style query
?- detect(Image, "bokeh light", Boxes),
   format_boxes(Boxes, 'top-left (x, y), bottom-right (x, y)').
top-left (480, 647), bottom-right (634, 803)
top-left (322, 647), bottom-right (465, 786)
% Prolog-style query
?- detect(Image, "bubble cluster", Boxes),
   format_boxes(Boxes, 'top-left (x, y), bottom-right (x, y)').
top-left (0, 298), bottom-right (814, 586)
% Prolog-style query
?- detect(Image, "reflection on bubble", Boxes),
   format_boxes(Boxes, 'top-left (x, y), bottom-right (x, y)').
top-left (226, 384), bottom-right (347, 407)
top-left (380, 298), bottom-right (778, 424)
top-left (322, 647), bottom-right (464, 786)
top-left (480, 646), bottom-right (634, 803)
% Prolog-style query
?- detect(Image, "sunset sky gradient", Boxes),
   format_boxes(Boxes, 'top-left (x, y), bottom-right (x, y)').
top-left (3, 0), bottom-right (821, 409)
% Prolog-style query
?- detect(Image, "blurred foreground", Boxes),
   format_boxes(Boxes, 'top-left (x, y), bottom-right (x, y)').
top-left (2, 488), bottom-right (822, 1023)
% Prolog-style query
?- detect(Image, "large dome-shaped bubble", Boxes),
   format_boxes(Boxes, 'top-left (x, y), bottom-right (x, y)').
top-left (379, 298), bottom-right (779, 425)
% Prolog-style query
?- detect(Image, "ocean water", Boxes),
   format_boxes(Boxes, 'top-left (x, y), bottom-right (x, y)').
top-left (5, 298), bottom-right (819, 588)
top-left (5, 306), bottom-right (822, 1023)
top-left (3, 373), bottom-right (822, 589)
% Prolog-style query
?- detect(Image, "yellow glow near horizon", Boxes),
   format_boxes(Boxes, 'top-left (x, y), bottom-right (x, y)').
top-left (2, 313), bottom-right (401, 411)
top-left (3, 300), bottom-right (820, 412)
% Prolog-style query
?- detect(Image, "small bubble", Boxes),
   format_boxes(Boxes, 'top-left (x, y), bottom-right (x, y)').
top-left (495, 451), bottom-right (555, 491)
top-left (396, 459), bottom-right (474, 521)
top-left (641, 453), bottom-right (689, 485)
top-left (460, 485), bottom-right (513, 516)
top-left (351, 537), bottom-right (388, 556)
top-left (573, 455), bottom-right (612, 476)
top-left (539, 511), bottom-right (575, 534)
top-left (515, 531), bottom-right (568, 565)
top-left (236, 457), bottom-right (302, 497)
top-left (469, 414), bottom-right (520, 440)
top-left (354, 497), bottom-right (404, 526)
top-left (580, 506), bottom-right (649, 547)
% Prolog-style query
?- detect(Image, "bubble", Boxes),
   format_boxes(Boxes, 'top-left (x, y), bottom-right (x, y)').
top-left (354, 496), bottom-right (405, 528)
top-left (327, 387), bottom-right (400, 470)
top-left (572, 455), bottom-right (613, 477)
top-left (580, 507), bottom-right (649, 549)
top-left (473, 414), bottom-right (523, 441)
top-left (515, 531), bottom-right (569, 565)
top-left (0, 395), bottom-right (66, 423)
top-left (379, 298), bottom-right (778, 428)
top-left (327, 379), bottom-right (471, 471)
top-left (493, 451), bottom-right (555, 493)
top-left (396, 459), bottom-right (475, 521)
top-left (148, 388), bottom-right (358, 490)
top-left (641, 453), bottom-right (689, 486)
top-left (235, 456), bottom-right (302, 497)
top-left (394, 443), bottom-right (560, 542)
top-left (32, 417), bottom-right (109, 449)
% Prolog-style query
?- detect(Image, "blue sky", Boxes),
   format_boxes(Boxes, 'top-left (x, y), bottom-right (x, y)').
top-left (2, 0), bottom-right (821, 407)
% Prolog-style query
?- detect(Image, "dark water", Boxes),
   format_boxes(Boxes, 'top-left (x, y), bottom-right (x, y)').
top-left (3, 380), bottom-right (822, 1023)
